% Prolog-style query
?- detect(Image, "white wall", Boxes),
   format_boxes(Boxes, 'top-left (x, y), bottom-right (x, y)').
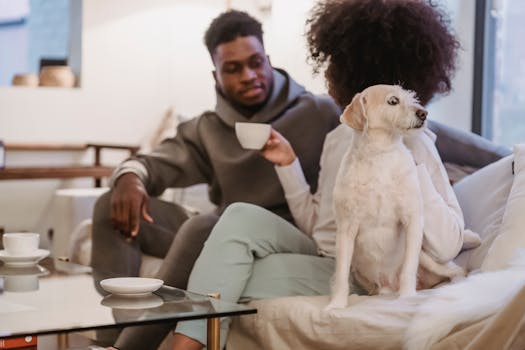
top-left (0, 0), bottom-right (475, 239)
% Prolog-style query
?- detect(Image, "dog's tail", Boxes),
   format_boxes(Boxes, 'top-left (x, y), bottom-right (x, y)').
top-left (419, 250), bottom-right (465, 279)
top-left (404, 250), bottom-right (525, 350)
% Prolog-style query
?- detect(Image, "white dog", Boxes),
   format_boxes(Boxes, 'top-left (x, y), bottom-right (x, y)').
top-left (327, 85), bottom-right (463, 309)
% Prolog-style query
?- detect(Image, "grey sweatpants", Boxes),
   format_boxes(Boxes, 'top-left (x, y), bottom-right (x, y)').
top-left (91, 191), bottom-right (219, 349)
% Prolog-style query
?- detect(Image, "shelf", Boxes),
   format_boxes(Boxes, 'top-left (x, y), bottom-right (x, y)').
top-left (0, 166), bottom-right (114, 180)
top-left (0, 142), bottom-right (139, 187)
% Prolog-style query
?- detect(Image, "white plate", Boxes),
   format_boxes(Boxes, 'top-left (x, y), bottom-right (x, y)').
top-left (101, 293), bottom-right (164, 309)
top-left (0, 264), bottom-right (49, 277)
top-left (0, 249), bottom-right (50, 267)
top-left (100, 277), bottom-right (164, 296)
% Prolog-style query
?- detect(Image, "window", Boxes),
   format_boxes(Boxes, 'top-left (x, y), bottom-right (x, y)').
top-left (0, 0), bottom-right (81, 88)
top-left (474, 0), bottom-right (525, 146)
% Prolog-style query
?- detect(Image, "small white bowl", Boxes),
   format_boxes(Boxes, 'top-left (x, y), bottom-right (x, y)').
top-left (235, 122), bottom-right (271, 150)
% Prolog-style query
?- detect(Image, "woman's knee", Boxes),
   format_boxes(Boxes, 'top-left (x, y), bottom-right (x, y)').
top-left (222, 202), bottom-right (269, 220)
top-left (210, 203), bottom-right (277, 241)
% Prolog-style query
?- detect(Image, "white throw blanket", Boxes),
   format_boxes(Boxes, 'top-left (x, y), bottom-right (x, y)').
top-left (405, 250), bottom-right (525, 349)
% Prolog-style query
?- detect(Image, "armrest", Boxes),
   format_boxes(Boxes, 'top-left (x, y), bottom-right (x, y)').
top-left (427, 120), bottom-right (512, 169)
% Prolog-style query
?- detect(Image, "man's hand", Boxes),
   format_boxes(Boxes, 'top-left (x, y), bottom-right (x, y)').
top-left (260, 129), bottom-right (297, 166)
top-left (110, 173), bottom-right (153, 239)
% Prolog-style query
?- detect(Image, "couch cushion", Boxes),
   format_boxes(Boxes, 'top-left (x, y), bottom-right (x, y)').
top-left (481, 144), bottom-right (525, 271)
top-left (453, 155), bottom-right (513, 271)
top-left (227, 295), bottom-right (413, 350)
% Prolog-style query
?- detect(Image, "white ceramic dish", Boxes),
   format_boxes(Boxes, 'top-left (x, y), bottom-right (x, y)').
top-left (0, 249), bottom-right (50, 267)
top-left (101, 293), bottom-right (164, 309)
top-left (100, 277), bottom-right (164, 296)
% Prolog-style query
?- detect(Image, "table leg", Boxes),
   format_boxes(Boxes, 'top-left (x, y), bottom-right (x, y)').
top-left (207, 293), bottom-right (221, 350)
top-left (206, 317), bottom-right (220, 350)
top-left (57, 333), bottom-right (69, 349)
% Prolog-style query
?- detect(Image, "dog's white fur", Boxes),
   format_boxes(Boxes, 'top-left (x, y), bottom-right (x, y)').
top-left (327, 85), bottom-right (463, 309)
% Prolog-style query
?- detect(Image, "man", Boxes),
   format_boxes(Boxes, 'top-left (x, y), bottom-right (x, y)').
top-left (92, 10), bottom-right (340, 349)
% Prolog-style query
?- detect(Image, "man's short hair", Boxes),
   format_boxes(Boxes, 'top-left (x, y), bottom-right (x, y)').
top-left (204, 10), bottom-right (264, 57)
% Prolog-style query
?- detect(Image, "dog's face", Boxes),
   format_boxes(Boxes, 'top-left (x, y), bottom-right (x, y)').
top-left (340, 85), bottom-right (427, 133)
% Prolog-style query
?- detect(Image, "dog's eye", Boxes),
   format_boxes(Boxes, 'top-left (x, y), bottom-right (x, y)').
top-left (387, 96), bottom-right (400, 106)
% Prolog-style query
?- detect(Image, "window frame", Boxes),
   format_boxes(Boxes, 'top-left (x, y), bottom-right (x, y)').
top-left (472, 0), bottom-right (497, 138)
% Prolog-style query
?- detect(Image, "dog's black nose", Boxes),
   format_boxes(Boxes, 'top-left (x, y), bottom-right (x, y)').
top-left (416, 109), bottom-right (427, 121)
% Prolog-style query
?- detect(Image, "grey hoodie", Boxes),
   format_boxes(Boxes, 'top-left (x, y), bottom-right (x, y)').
top-left (113, 68), bottom-right (340, 221)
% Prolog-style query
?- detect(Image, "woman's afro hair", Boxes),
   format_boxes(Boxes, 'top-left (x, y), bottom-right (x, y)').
top-left (306, 0), bottom-right (460, 106)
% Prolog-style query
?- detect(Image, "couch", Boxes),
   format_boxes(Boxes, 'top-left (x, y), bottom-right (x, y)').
top-left (227, 124), bottom-right (525, 350)
top-left (70, 119), bottom-right (515, 349)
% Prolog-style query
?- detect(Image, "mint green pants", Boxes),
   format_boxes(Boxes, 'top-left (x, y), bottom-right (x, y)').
top-left (175, 202), bottom-right (338, 348)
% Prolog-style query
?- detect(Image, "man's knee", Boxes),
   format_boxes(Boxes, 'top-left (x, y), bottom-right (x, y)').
top-left (93, 191), bottom-right (112, 224)
top-left (176, 213), bottom-right (219, 245)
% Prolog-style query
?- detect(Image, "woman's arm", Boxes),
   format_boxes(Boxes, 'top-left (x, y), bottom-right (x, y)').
top-left (405, 129), bottom-right (465, 262)
top-left (260, 129), bottom-right (322, 235)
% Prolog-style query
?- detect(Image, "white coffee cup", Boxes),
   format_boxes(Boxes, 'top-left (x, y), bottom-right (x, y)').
top-left (2, 233), bottom-right (40, 256)
top-left (235, 122), bottom-right (272, 150)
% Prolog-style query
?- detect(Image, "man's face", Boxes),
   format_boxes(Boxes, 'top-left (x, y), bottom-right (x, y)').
top-left (212, 36), bottom-right (273, 108)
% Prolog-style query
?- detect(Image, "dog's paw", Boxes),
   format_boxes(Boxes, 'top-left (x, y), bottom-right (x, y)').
top-left (324, 302), bottom-right (346, 311)
top-left (446, 262), bottom-right (467, 281)
top-left (398, 274), bottom-right (417, 297)
top-left (378, 286), bottom-right (394, 296)
top-left (452, 265), bottom-right (467, 277)
top-left (450, 274), bottom-right (466, 284)
top-left (398, 286), bottom-right (417, 298)
top-left (324, 296), bottom-right (347, 311)
top-left (450, 266), bottom-right (467, 283)
top-left (462, 229), bottom-right (482, 249)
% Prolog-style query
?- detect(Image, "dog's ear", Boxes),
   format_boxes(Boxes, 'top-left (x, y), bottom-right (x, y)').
top-left (341, 93), bottom-right (367, 131)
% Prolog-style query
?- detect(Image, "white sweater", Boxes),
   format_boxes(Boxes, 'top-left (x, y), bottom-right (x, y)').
top-left (275, 124), bottom-right (465, 260)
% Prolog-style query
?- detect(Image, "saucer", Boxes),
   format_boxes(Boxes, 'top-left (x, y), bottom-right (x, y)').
top-left (101, 293), bottom-right (164, 310)
top-left (0, 264), bottom-right (49, 277)
top-left (100, 277), bottom-right (164, 296)
top-left (0, 249), bottom-right (50, 267)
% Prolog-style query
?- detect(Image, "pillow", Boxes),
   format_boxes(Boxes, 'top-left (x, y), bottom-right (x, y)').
top-left (453, 154), bottom-right (514, 271)
top-left (481, 144), bottom-right (525, 271)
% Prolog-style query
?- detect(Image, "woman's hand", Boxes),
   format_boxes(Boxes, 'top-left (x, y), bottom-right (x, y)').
top-left (260, 129), bottom-right (297, 166)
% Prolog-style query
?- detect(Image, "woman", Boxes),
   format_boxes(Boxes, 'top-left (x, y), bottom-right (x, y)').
top-left (173, 0), bottom-right (466, 349)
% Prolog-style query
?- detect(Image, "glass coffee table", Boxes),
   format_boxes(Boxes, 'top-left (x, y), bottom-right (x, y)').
top-left (0, 258), bottom-right (256, 349)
